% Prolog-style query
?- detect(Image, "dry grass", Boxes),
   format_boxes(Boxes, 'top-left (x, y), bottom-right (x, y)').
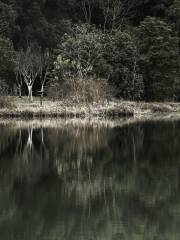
top-left (0, 97), bottom-right (14, 109)
top-left (0, 97), bottom-right (133, 118)
top-left (0, 97), bottom-right (180, 119)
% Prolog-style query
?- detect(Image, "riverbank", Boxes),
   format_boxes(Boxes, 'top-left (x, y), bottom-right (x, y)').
top-left (0, 97), bottom-right (180, 118)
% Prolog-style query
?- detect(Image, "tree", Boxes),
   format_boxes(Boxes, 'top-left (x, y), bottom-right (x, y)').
top-left (17, 45), bottom-right (41, 101)
top-left (54, 24), bottom-right (144, 101)
top-left (81, 0), bottom-right (95, 24)
top-left (14, 44), bottom-right (52, 101)
top-left (0, 37), bottom-right (14, 73)
top-left (38, 49), bottom-right (52, 105)
top-left (168, 0), bottom-right (180, 30)
top-left (0, 36), bottom-right (14, 94)
top-left (121, 0), bottom-right (174, 24)
top-left (98, 0), bottom-right (124, 32)
top-left (102, 30), bottom-right (144, 99)
top-left (168, 0), bottom-right (180, 53)
top-left (138, 17), bottom-right (179, 101)
top-left (0, 1), bottom-right (17, 38)
top-left (13, 51), bottom-right (23, 98)
top-left (55, 24), bottom-right (105, 79)
top-left (52, 24), bottom-right (112, 103)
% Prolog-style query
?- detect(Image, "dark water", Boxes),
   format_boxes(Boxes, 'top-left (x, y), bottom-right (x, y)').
top-left (0, 120), bottom-right (180, 240)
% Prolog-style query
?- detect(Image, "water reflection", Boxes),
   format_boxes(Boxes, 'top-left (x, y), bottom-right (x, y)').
top-left (0, 120), bottom-right (180, 239)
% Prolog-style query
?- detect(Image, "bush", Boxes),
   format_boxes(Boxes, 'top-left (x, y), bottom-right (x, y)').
top-left (48, 77), bottom-right (113, 104)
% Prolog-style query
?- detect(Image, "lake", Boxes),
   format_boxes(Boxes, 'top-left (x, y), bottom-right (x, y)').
top-left (0, 118), bottom-right (180, 240)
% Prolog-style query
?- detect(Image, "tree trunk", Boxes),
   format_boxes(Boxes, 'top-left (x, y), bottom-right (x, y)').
top-left (40, 85), bottom-right (44, 106)
top-left (18, 86), bottom-right (22, 98)
top-left (28, 85), bottom-right (33, 101)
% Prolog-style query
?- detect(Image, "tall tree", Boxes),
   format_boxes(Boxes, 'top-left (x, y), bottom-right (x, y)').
top-left (138, 17), bottom-right (179, 101)
top-left (102, 30), bottom-right (144, 99)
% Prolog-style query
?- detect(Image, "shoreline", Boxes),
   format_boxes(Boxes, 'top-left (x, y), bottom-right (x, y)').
top-left (1, 97), bottom-right (180, 119)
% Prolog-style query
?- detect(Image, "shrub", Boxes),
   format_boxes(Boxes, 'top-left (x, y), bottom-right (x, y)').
top-left (48, 76), bottom-right (113, 104)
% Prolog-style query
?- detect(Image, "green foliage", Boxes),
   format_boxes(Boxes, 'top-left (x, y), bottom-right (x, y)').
top-left (122, 0), bottom-right (174, 24)
top-left (0, 0), bottom-right (180, 101)
top-left (54, 25), bottom-right (144, 101)
top-left (0, 37), bottom-right (15, 95)
top-left (0, 37), bottom-right (14, 78)
top-left (168, 0), bottom-right (180, 36)
top-left (0, 1), bottom-right (17, 38)
top-left (54, 24), bottom-right (105, 79)
top-left (138, 17), bottom-right (179, 101)
top-left (52, 24), bottom-right (113, 103)
top-left (102, 30), bottom-right (144, 99)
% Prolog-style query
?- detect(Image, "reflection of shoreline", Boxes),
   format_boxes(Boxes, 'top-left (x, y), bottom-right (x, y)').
top-left (0, 114), bottom-right (180, 129)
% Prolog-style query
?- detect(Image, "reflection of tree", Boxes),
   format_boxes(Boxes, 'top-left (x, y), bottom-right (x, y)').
top-left (0, 121), bottom-right (180, 239)
top-left (14, 127), bottom-right (51, 184)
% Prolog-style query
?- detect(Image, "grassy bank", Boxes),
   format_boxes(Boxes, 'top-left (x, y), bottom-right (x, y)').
top-left (0, 97), bottom-right (180, 118)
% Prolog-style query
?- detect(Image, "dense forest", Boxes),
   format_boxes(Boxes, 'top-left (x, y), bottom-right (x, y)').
top-left (0, 0), bottom-right (180, 102)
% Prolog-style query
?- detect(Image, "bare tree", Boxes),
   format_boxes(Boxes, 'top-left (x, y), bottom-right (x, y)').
top-left (81, 0), bottom-right (95, 24)
top-left (18, 45), bottom-right (41, 101)
top-left (99, 0), bottom-right (122, 32)
top-left (99, 0), bottom-right (136, 32)
top-left (100, 0), bottom-right (111, 32)
top-left (14, 44), bottom-right (51, 102)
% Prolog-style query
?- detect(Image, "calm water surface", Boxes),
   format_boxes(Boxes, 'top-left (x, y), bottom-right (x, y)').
top-left (0, 120), bottom-right (180, 240)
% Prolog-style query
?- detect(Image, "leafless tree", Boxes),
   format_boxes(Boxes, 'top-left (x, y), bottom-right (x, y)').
top-left (17, 44), bottom-right (41, 101)
top-left (99, 0), bottom-right (136, 32)
top-left (98, 0), bottom-right (122, 32)
top-left (14, 44), bottom-right (51, 102)
top-left (81, 0), bottom-right (95, 24)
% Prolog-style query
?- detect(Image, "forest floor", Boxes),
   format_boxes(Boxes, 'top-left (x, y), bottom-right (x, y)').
top-left (1, 97), bottom-right (180, 118)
